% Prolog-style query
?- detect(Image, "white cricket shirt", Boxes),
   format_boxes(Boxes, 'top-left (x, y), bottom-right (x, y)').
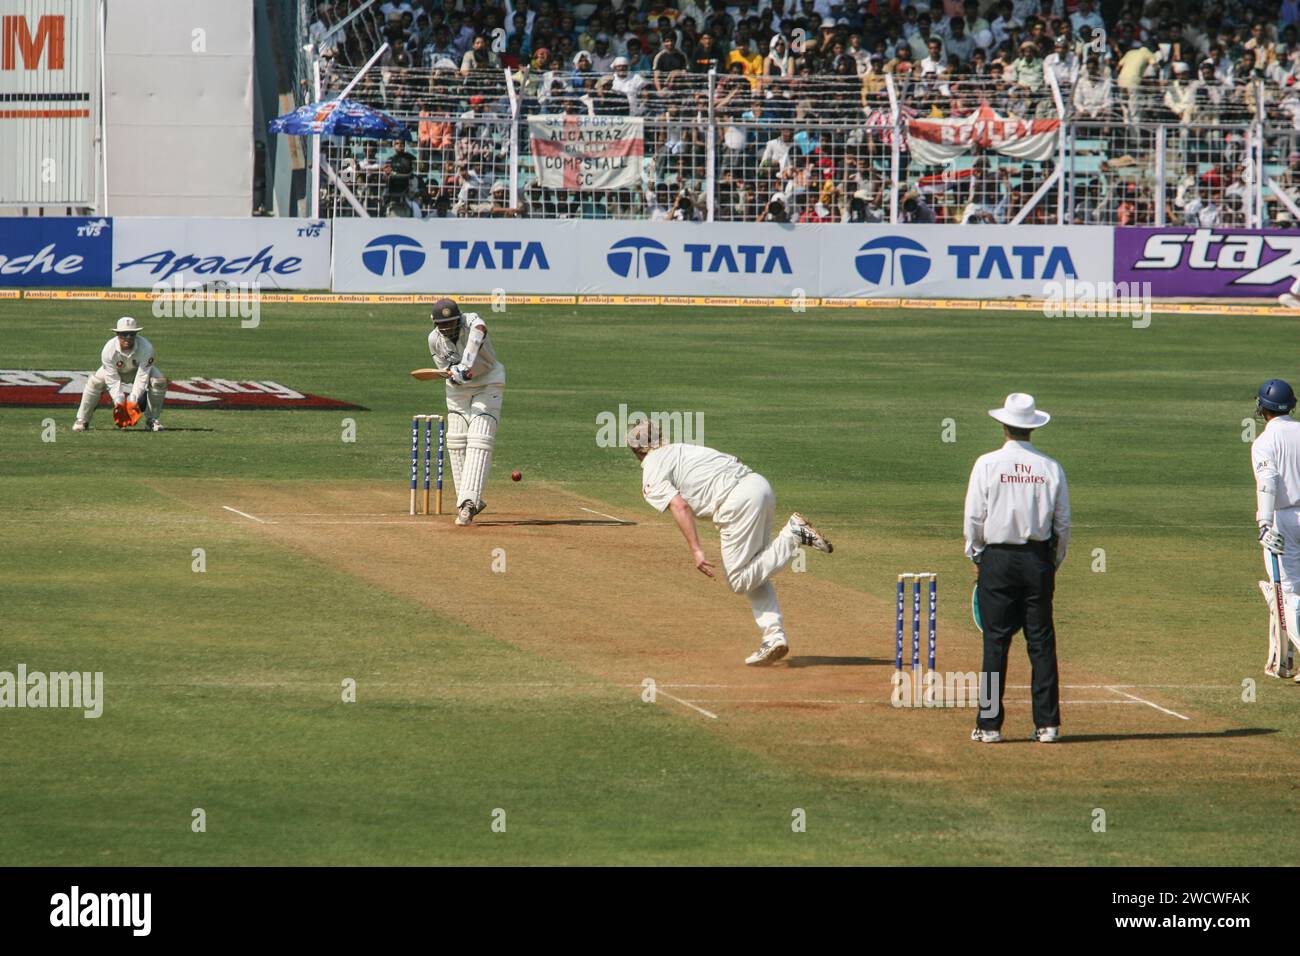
top-left (1252, 415), bottom-right (1300, 518)
top-left (641, 443), bottom-right (752, 519)
top-left (99, 335), bottom-right (157, 403)
top-left (428, 312), bottom-right (506, 388)
top-left (963, 439), bottom-right (1071, 565)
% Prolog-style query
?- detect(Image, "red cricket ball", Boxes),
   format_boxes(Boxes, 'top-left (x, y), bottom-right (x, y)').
top-left (511, 470), bottom-right (522, 482)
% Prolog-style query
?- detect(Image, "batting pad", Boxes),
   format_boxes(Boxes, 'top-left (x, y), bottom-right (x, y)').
top-left (445, 411), bottom-right (469, 505)
top-left (460, 414), bottom-right (497, 508)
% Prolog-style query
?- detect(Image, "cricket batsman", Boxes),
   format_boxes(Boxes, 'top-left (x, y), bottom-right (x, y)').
top-left (626, 420), bottom-right (833, 665)
top-left (72, 317), bottom-right (167, 432)
top-left (1252, 378), bottom-right (1300, 679)
top-left (426, 298), bottom-right (505, 526)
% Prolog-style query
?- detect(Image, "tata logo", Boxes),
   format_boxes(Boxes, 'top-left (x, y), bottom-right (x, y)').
top-left (362, 234), bottom-right (426, 277)
top-left (684, 244), bottom-right (790, 274)
top-left (117, 246), bottom-right (305, 281)
top-left (440, 240), bottom-right (549, 270)
top-left (1132, 229), bottom-right (1300, 286)
top-left (608, 237), bottom-right (670, 278)
top-left (948, 245), bottom-right (1077, 279)
top-left (855, 236), bottom-right (931, 286)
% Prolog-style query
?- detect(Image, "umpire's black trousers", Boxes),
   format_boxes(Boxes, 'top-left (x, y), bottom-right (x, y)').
top-left (975, 542), bottom-right (1061, 731)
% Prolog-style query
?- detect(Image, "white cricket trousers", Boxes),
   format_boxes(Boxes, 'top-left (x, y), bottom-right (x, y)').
top-left (714, 472), bottom-right (800, 643)
top-left (76, 367), bottom-right (167, 425)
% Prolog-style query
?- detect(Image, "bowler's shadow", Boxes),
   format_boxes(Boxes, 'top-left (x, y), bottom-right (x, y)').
top-left (786, 655), bottom-right (888, 668)
top-left (474, 518), bottom-right (635, 527)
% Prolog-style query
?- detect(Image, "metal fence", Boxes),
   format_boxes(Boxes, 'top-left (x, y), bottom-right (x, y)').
top-left (313, 65), bottom-right (1300, 228)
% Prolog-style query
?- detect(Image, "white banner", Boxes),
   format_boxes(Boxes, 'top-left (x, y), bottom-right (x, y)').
top-left (112, 218), bottom-right (331, 289)
top-left (528, 115), bottom-right (643, 190)
top-left (332, 219), bottom-right (816, 295)
top-left (332, 219), bottom-right (1113, 298)
top-left (333, 219), bottom-right (581, 293)
top-left (0, 0), bottom-right (97, 206)
top-left (906, 104), bottom-right (1059, 165)
top-left (819, 224), bottom-right (1113, 298)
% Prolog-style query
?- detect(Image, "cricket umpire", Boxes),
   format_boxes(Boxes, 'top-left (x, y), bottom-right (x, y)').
top-left (963, 393), bottom-right (1071, 744)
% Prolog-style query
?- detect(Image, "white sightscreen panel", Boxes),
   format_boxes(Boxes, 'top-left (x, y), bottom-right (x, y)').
top-left (0, 0), bottom-right (96, 205)
top-left (104, 0), bottom-right (252, 216)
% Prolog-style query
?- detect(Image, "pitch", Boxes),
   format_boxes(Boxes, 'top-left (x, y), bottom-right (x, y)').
top-left (3, 298), bottom-right (1296, 865)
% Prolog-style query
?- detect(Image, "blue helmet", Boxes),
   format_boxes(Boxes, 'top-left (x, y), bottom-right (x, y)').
top-left (1258, 379), bottom-right (1297, 415)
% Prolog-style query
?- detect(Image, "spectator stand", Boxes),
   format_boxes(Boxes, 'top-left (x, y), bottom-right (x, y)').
top-left (293, 0), bottom-right (1300, 229)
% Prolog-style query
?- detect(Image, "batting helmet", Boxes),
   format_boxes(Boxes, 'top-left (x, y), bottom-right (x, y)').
top-left (1257, 378), bottom-right (1297, 415)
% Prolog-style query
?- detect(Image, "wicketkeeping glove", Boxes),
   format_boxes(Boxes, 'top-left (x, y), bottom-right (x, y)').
top-left (112, 402), bottom-right (131, 428)
top-left (1260, 523), bottom-right (1285, 556)
top-left (124, 401), bottom-right (142, 427)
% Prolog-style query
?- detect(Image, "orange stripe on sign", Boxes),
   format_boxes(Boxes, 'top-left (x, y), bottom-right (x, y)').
top-left (0, 109), bottom-right (89, 118)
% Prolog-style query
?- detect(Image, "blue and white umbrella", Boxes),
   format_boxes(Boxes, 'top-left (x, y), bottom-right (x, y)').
top-left (268, 97), bottom-right (412, 141)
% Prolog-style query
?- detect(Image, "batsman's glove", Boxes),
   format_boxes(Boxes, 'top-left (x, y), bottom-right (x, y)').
top-left (1260, 523), bottom-right (1285, 556)
top-left (448, 364), bottom-right (473, 386)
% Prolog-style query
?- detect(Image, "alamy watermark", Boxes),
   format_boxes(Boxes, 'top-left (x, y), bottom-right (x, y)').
top-left (0, 664), bottom-right (103, 718)
top-left (891, 669), bottom-right (999, 717)
top-left (151, 275), bottom-right (261, 328)
top-left (596, 403), bottom-right (705, 447)
top-left (1043, 279), bottom-right (1152, 328)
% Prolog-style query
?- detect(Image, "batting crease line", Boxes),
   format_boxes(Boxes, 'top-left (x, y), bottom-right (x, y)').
top-left (683, 698), bottom-right (1156, 706)
top-left (580, 506), bottom-right (630, 523)
top-left (1103, 685), bottom-right (1191, 720)
top-left (222, 506), bottom-right (270, 524)
top-left (655, 688), bottom-right (719, 720)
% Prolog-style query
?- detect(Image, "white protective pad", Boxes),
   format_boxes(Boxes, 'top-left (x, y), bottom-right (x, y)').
top-left (460, 414), bottom-right (497, 508)
top-left (76, 367), bottom-right (167, 424)
top-left (444, 410), bottom-right (470, 504)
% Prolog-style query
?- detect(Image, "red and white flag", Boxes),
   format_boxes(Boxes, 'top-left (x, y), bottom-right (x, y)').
top-left (917, 167), bottom-right (978, 192)
top-left (529, 115), bottom-right (644, 190)
top-left (905, 103), bottom-right (1059, 166)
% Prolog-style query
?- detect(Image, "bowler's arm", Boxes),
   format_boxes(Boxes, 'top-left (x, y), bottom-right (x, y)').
top-left (668, 494), bottom-right (714, 578)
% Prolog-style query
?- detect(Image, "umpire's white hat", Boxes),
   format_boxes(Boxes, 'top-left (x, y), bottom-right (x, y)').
top-left (989, 392), bottom-right (1051, 429)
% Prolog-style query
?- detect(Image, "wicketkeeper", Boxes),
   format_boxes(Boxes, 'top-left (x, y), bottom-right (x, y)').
top-left (1252, 378), bottom-right (1300, 680)
top-left (626, 420), bottom-right (833, 666)
top-left (73, 317), bottom-right (167, 432)
top-left (426, 298), bottom-right (505, 526)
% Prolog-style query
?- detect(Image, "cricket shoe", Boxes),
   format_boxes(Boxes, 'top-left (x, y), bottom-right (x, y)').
top-left (455, 500), bottom-right (477, 526)
top-left (1279, 292), bottom-right (1300, 310)
top-left (745, 638), bottom-right (789, 666)
top-left (970, 728), bottom-right (1003, 743)
top-left (1032, 726), bottom-right (1061, 743)
top-left (72, 420), bottom-right (88, 432)
top-left (787, 513), bottom-right (833, 553)
top-left (146, 419), bottom-right (164, 432)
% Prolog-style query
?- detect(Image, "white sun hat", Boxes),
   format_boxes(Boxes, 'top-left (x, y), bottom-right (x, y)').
top-left (988, 392), bottom-right (1050, 429)
top-left (111, 316), bottom-right (143, 334)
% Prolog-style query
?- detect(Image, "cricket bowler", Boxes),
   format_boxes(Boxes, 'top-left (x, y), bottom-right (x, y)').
top-left (626, 420), bottom-right (832, 665)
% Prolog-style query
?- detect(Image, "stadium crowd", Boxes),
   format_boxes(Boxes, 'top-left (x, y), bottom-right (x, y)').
top-left (306, 0), bottom-right (1300, 224)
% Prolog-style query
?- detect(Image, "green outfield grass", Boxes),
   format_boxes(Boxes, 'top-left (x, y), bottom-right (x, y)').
top-left (2, 297), bottom-right (1298, 865)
